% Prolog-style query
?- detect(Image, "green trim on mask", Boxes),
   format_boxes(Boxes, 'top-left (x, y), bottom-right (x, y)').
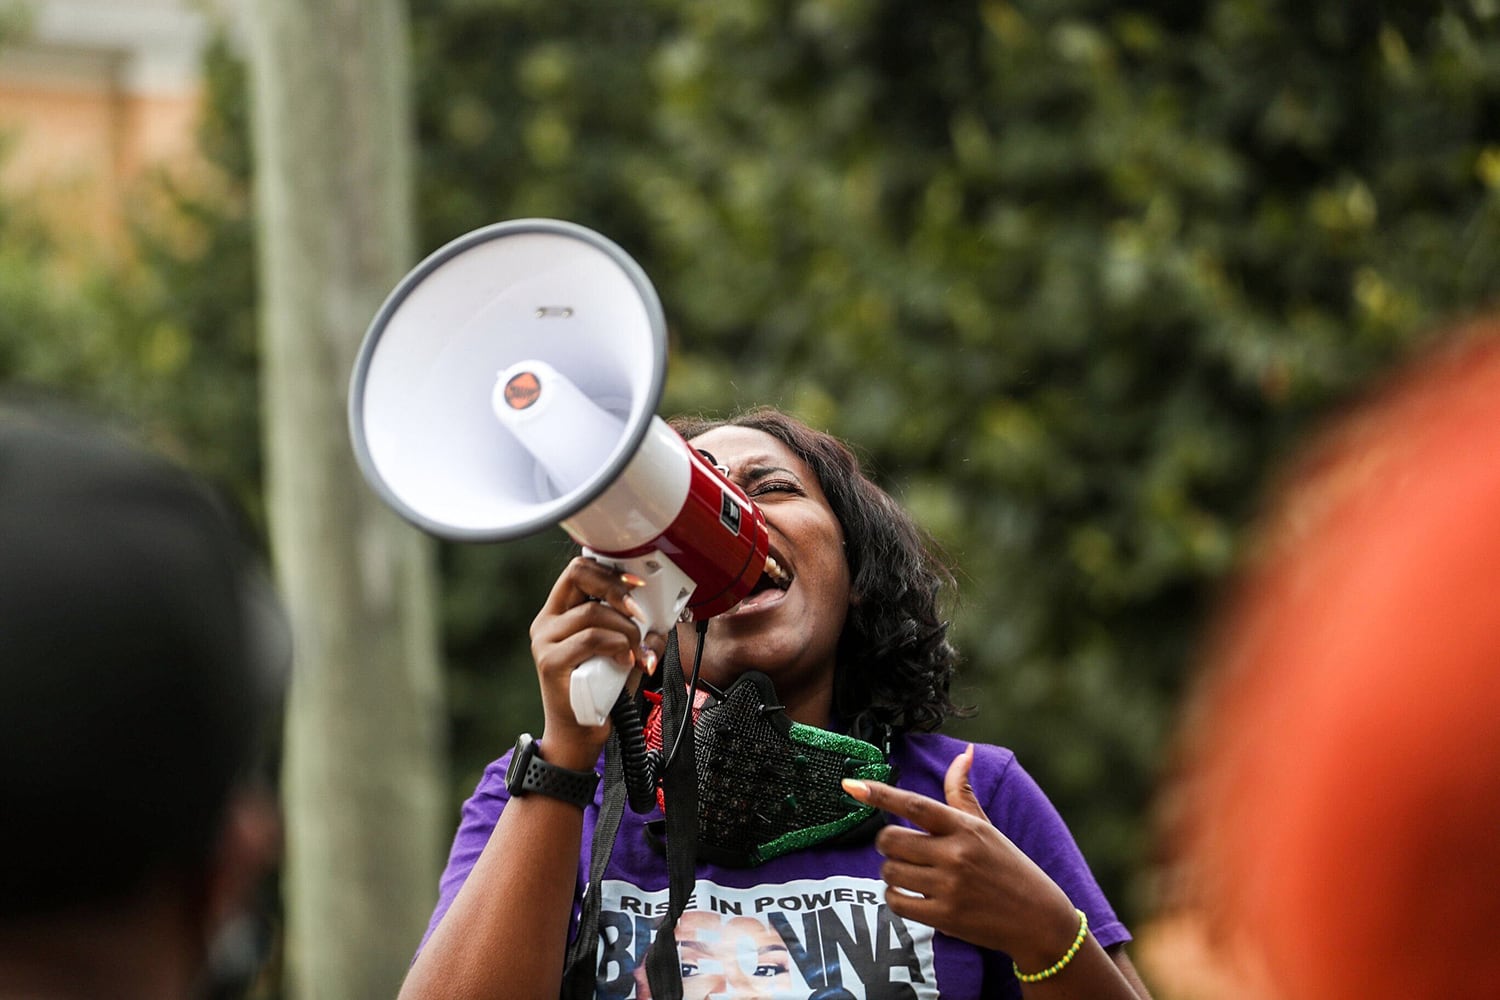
top-left (749, 723), bottom-right (893, 863)
top-left (786, 721), bottom-right (889, 763)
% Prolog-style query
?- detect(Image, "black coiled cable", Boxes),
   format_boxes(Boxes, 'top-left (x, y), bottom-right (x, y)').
top-left (609, 619), bottom-right (710, 814)
top-left (610, 689), bottom-right (659, 814)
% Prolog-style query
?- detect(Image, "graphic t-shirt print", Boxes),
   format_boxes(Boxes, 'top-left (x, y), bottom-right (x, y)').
top-left (596, 876), bottom-right (939, 999)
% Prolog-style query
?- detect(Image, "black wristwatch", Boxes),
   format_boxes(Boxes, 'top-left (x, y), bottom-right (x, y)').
top-left (504, 733), bottom-right (599, 808)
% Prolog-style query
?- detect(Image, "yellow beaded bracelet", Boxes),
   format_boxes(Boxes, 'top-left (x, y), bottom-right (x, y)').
top-left (1013, 908), bottom-right (1089, 984)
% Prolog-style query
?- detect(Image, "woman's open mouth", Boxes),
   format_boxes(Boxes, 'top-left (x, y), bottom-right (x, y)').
top-left (725, 551), bottom-right (794, 615)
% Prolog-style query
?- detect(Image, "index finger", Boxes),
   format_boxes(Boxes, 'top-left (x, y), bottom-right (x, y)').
top-left (541, 556), bottom-right (644, 620)
top-left (842, 778), bottom-right (962, 835)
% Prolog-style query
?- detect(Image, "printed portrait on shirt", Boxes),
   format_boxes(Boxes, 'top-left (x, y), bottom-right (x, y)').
top-left (598, 877), bottom-right (936, 1000)
top-left (631, 911), bottom-right (796, 999)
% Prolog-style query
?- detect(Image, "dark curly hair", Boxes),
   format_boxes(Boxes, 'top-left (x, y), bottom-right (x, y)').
top-left (671, 407), bottom-right (967, 735)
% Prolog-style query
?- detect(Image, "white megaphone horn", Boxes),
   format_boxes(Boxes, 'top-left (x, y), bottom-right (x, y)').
top-left (348, 219), bottom-right (774, 725)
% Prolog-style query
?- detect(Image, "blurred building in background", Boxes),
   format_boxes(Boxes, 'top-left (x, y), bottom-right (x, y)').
top-left (0, 0), bottom-right (232, 253)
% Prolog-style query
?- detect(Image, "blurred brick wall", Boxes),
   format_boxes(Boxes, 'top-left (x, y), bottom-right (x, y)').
top-left (0, 0), bottom-right (226, 254)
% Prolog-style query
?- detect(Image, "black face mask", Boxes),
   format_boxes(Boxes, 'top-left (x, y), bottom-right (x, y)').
top-left (646, 670), bottom-right (893, 867)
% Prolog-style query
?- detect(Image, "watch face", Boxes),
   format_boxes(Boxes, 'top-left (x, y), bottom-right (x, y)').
top-left (505, 734), bottom-right (534, 792)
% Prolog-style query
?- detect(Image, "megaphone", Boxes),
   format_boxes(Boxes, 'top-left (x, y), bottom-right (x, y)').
top-left (348, 219), bottom-right (777, 725)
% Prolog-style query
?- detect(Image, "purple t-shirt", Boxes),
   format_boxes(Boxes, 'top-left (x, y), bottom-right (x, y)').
top-left (423, 731), bottom-right (1129, 999)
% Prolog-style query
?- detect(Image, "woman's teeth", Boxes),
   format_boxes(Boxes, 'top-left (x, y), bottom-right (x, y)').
top-left (764, 555), bottom-right (792, 589)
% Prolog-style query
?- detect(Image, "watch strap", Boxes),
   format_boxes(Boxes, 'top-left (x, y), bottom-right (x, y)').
top-left (509, 735), bottom-right (599, 808)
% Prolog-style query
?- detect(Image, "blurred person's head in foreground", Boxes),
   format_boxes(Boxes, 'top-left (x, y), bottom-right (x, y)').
top-left (0, 400), bottom-right (289, 1000)
top-left (1161, 317), bottom-right (1500, 999)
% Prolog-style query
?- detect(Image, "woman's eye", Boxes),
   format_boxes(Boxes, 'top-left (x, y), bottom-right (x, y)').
top-left (749, 480), bottom-right (800, 497)
top-left (679, 962), bottom-right (700, 978)
top-left (753, 963), bottom-right (787, 977)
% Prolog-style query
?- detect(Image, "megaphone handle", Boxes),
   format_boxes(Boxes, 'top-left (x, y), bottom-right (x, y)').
top-left (570, 654), bottom-right (634, 728)
top-left (569, 549), bottom-right (696, 726)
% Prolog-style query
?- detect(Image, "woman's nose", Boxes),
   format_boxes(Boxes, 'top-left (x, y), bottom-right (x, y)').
top-left (713, 972), bottom-right (768, 998)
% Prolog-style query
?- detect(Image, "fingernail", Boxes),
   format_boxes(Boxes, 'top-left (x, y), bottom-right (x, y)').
top-left (640, 646), bottom-right (658, 676)
top-left (620, 572), bottom-right (647, 588)
top-left (623, 595), bottom-right (647, 621)
top-left (841, 778), bottom-right (869, 802)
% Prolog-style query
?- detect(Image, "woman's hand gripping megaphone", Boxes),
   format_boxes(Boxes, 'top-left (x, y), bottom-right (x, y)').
top-left (568, 550), bottom-right (692, 725)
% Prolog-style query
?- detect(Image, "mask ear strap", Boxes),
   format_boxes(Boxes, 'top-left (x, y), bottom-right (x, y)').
top-left (642, 625), bottom-right (700, 1000)
top-left (561, 731), bottom-right (626, 1000)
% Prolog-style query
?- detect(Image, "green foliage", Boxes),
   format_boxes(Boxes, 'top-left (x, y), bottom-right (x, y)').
top-left (104, 34), bottom-right (263, 526)
top-left (405, 0), bottom-right (1500, 916)
top-left (0, 34), bottom-right (263, 529)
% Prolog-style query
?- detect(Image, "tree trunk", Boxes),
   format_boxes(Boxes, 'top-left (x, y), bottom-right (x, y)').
top-left (246, 2), bottom-right (447, 997)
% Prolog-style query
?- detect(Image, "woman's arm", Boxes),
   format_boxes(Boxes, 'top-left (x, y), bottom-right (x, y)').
top-left (398, 781), bottom-right (591, 1000)
top-left (843, 747), bottom-right (1153, 999)
top-left (398, 558), bottom-right (662, 1000)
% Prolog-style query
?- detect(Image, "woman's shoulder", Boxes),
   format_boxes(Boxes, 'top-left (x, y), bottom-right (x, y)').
top-left (892, 731), bottom-right (1019, 795)
top-left (891, 731), bottom-right (1079, 836)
